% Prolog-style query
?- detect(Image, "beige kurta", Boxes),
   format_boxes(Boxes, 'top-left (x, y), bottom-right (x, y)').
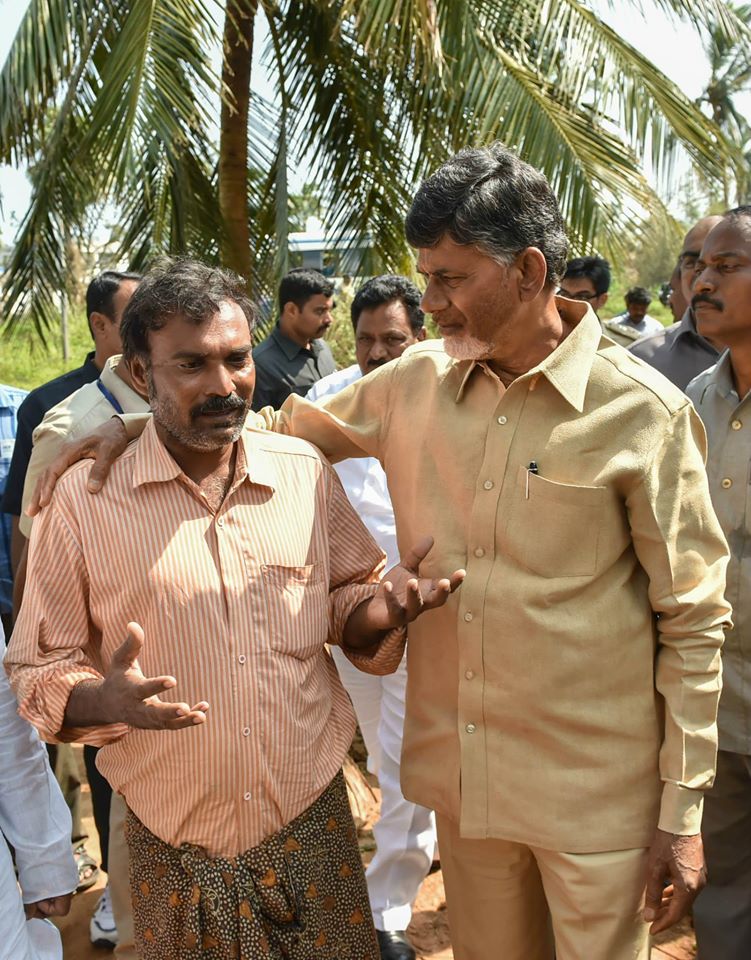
top-left (262, 302), bottom-right (731, 852)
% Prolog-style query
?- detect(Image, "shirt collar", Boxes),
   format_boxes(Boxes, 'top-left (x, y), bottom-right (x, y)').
top-left (671, 308), bottom-right (719, 353)
top-left (100, 356), bottom-right (150, 415)
top-left (705, 349), bottom-right (737, 403)
top-left (83, 351), bottom-right (100, 376)
top-left (454, 299), bottom-right (599, 413)
top-left (133, 418), bottom-right (278, 491)
top-left (271, 323), bottom-right (321, 360)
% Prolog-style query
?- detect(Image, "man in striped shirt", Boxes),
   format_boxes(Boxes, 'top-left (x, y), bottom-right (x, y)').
top-left (6, 260), bottom-right (464, 960)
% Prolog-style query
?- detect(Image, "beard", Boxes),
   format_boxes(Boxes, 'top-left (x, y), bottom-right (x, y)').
top-left (442, 334), bottom-right (496, 361)
top-left (147, 373), bottom-right (250, 451)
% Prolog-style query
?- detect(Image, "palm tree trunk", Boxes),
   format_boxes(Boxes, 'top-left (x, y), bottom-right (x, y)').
top-left (219, 0), bottom-right (258, 282)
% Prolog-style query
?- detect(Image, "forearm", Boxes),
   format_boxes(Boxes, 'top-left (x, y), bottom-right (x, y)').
top-left (342, 598), bottom-right (391, 651)
top-left (63, 678), bottom-right (116, 728)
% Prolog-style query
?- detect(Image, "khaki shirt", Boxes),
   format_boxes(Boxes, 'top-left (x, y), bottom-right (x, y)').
top-left (261, 303), bottom-right (730, 851)
top-left (687, 352), bottom-right (751, 755)
top-left (19, 356), bottom-right (148, 537)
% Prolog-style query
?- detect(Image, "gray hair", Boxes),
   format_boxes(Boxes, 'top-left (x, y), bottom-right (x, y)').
top-left (405, 143), bottom-right (569, 286)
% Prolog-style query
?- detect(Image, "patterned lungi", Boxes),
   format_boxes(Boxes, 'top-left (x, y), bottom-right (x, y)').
top-left (126, 772), bottom-right (379, 959)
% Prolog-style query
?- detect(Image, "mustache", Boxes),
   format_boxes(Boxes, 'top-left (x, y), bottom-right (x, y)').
top-left (191, 394), bottom-right (247, 418)
top-left (692, 294), bottom-right (723, 311)
top-left (366, 358), bottom-right (388, 369)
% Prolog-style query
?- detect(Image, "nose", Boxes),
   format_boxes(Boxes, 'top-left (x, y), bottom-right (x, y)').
top-left (420, 277), bottom-right (449, 314)
top-left (207, 363), bottom-right (236, 397)
top-left (369, 340), bottom-right (389, 363)
top-left (693, 266), bottom-right (713, 294)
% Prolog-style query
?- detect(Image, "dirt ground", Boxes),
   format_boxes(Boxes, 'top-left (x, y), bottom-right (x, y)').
top-left (55, 748), bottom-right (696, 959)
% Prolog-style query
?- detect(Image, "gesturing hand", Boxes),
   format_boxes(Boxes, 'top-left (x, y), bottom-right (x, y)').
top-left (367, 535), bottom-right (466, 631)
top-left (101, 622), bottom-right (209, 730)
top-left (643, 830), bottom-right (706, 934)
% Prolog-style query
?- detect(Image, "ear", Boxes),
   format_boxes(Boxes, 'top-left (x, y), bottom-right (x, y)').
top-left (416, 328), bottom-right (427, 341)
top-left (128, 355), bottom-right (149, 398)
top-left (89, 311), bottom-right (110, 337)
top-left (515, 247), bottom-right (548, 302)
top-left (592, 292), bottom-right (609, 312)
top-left (281, 301), bottom-right (299, 322)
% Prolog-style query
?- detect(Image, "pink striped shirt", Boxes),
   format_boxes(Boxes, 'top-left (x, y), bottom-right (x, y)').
top-left (6, 419), bottom-right (405, 856)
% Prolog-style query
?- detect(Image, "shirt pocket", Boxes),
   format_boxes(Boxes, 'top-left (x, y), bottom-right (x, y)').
top-left (504, 465), bottom-right (607, 578)
top-left (261, 562), bottom-right (328, 658)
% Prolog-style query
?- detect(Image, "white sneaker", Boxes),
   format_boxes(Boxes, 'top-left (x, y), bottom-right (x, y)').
top-left (90, 885), bottom-right (119, 948)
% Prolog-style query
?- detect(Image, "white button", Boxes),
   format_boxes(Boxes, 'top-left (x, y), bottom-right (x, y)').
top-left (474, 547), bottom-right (485, 558)
top-left (732, 420), bottom-right (742, 430)
top-left (483, 480), bottom-right (494, 490)
top-left (465, 723), bottom-right (477, 734)
top-left (721, 478), bottom-right (733, 489)
top-left (464, 612), bottom-right (473, 622)
top-left (242, 727), bottom-right (251, 737)
top-left (217, 517), bottom-right (224, 527)
top-left (243, 792), bottom-right (252, 801)
top-left (238, 655), bottom-right (247, 664)
top-left (465, 670), bottom-right (475, 680)
top-left (497, 416), bottom-right (507, 425)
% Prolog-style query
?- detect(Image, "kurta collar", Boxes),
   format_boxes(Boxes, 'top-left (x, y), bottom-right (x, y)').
top-left (100, 356), bottom-right (149, 415)
top-left (454, 299), bottom-right (598, 413)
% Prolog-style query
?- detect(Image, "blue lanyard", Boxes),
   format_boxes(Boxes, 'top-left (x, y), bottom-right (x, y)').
top-left (96, 379), bottom-right (124, 415)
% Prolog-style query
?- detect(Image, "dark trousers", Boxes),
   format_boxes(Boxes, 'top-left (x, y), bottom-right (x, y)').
top-left (84, 744), bottom-right (113, 872)
top-left (694, 749), bottom-right (751, 959)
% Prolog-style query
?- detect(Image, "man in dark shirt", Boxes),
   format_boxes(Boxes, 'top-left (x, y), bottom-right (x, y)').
top-left (251, 268), bottom-right (337, 410)
top-left (1, 271), bottom-right (141, 546)
top-left (630, 217), bottom-right (723, 389)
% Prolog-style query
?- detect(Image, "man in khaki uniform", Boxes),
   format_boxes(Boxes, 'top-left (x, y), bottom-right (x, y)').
top-left (29, 145), bottom-right (731, 960)
top-left (686, 206), bottom-right (751, 960)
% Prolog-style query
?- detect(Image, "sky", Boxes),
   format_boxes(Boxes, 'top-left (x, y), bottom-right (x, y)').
top-left (0, 0), bottom-right (745, 243)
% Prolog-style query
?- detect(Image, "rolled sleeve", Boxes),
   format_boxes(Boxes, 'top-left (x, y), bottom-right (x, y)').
top-left (626, 402), bottom-right (731, 834)
top-left (325, 464), bottom-right (406, 675)
top-left (6, 482), bottom-right (128, 746)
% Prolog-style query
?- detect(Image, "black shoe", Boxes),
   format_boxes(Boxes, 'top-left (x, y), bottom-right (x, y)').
top-left (376, 929), bottom-right (417, 960)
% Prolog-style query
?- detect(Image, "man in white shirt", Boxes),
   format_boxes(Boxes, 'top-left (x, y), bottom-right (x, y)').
top-left (308, 275), bottom-right (432, 960)
top-left (604, 286), bottom-right (663, 342)
top-left (0, 621), bottom-right (77, 960)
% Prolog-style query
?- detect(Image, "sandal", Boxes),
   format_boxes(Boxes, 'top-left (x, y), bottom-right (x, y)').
top-left (73, 843), bottom-right (100, 893)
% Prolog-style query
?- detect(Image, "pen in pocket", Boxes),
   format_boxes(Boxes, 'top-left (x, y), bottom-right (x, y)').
top-left (526, 460), bottom-right (539, 499)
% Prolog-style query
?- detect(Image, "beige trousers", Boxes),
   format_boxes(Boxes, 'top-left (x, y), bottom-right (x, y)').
top-left (436, 815), bottom-right (651, 960)
top-left (108, 792), bottom-right (138, 960)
